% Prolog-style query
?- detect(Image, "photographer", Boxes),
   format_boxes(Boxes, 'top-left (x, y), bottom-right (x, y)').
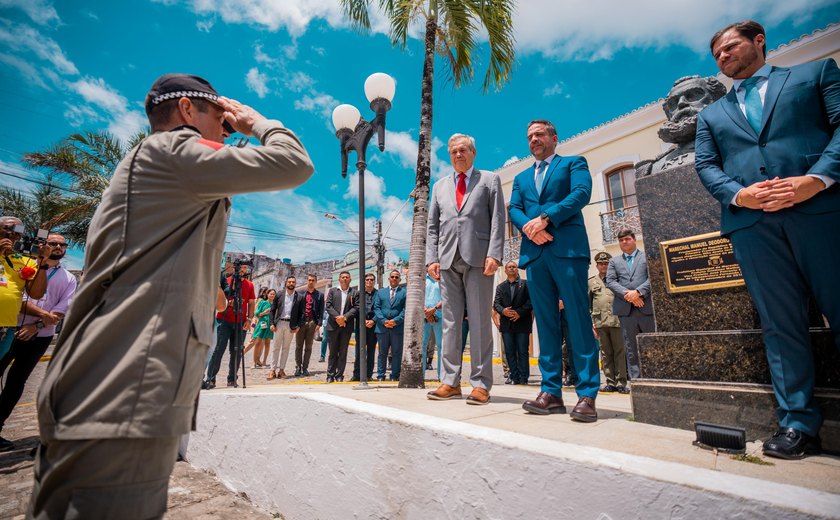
top-left (0, 233), bottom-right (75, 452)
top-left (0, 216), bottom-right (53, 360)
top-left (30, 73), bottom-right (314, 518)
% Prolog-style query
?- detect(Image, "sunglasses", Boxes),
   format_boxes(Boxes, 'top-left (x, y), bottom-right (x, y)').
top-left (47, 241), bottom-right (68, 248)
top-left (389, 275), bottom-right (400, 279)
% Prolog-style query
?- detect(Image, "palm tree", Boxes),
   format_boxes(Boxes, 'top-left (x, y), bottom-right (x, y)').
top-left (341, 0), bottom-right (516, 388)
top-left (21, 130), bottom-right (147, 245)
top-left (0, 176), bottom-right (64, 234)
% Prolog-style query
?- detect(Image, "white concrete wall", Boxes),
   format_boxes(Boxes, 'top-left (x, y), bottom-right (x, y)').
top-left (188, 392), bottom-right (838, 520)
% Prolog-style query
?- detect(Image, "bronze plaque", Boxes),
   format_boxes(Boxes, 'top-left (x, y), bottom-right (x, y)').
top-left (659, 232), bottom-right (745, 293)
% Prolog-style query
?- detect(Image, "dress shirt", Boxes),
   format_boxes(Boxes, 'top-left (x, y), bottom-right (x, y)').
top-left (424, 275), bottom-right (441, 319)
top-left (19, 263), bottom-right (77, 337)
top-left (534, 154), bottom-right (556, 184)
top-left (281, 291), bottom-right (294, 319)
top-left (340, 287), bottom-right (349, 315)
top-left (453, 166), bottom-right (475, 186)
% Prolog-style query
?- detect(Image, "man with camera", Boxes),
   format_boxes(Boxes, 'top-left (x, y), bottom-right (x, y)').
top-left (0, 216), bottom-right (52, 361)
top-left (0, 233), bottom-right (74, 452)
top-left (30, 74), bottom-right (314, 518)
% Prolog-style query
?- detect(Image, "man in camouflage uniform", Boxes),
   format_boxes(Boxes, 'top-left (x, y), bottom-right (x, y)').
top-left (588, 252), bottom-right (628, 393)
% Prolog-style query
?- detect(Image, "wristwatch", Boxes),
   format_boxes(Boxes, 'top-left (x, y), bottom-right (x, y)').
top-left (35, 321), bottom-right (45, 329)
top-left (539, 212), bottom-right (551, 224)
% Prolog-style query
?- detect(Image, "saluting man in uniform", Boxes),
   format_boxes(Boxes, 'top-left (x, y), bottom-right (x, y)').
top-left (31, 74), bottom-right (314, 518)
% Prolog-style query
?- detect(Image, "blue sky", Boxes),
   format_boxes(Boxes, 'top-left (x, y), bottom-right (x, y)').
top-left (1, 0), bottom-right (838, 270)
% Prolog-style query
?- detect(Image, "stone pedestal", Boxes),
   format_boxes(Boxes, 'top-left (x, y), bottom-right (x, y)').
top-left (633, 163), bottom-right (840, 452)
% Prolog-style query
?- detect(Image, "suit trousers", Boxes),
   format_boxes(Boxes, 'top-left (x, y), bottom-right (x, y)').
top-left (295, 319), bottom-right (318, 370)
top-left (501, 332), bottom-right (530, 383)
top-left (422, 319), bottom-right (443, 378)
top-left (619, 309), bottom-right (655, 380)
top-left (327, 325), bottom-right (353, 378)
top-left (527, 256), bottom-right (599, 398)
top-left (0, 335), bottom-right (53, 429)
top-left (439, 252), bottom-right (496, 390)
top-left (269, 321), bottom-right (295, 371)
top-left (597, 326), bottom-right (626, 387)
top-left (206, 320), bottom-right (246, 384)
top-left (377, 329), bottom-right (403, 380)
top-left (353, 326), bottom-right (377, 380)
top-left (28, 436), bottom-right (179, 520)
top-left (730, 210), bottom-right (840, 437)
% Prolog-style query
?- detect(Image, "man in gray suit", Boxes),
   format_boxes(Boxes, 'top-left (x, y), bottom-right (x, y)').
top-left (426, 133), bottom-right (505, 405)
top-left (31, 73), bottom-right (314, 518)
top-left (606, 228), bottom-right (654, 381)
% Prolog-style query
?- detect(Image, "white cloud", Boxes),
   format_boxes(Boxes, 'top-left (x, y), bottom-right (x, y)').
top-left (543, 82), bottom-right (564, 97)
top-left (0, 52), bottom-right (50, 89)
top-left (64, 104), bottom-right (103, 128)
top-left (294, 92), bottom-right (340, 123)
top-left (0, 0), bottom-right (60, 26)
top-left (0, 20), bottom-right (78, 75)
top-left (245, 67), bottom-right (270, 98)
top-left (512, 0), bottom-right (839, 60)
top-left (196, 18), bottom-right (215, 32)
top-left (254, 44), bottom-right (277, 65)
top-left (286, 71), bottom-right (314, 93)
top-left (343, 169), bottom-right (413, 248)
top-left (108, 110), bottom-right (147, 144)
top-left (503, 156), bottom-right (521, 167)
top-left (69, 77), bottom-right (127, 114)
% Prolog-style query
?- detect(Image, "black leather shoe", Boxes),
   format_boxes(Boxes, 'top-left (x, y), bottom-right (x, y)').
top-left (763, 428), bottom-right (821, 460)
top-left (0, 436), bottom-right (14, 452)
top-left (302, 369), bottom-right (311, 376)
top-left (326, 376), bottom-right (335, 383)
top-left (617, 385), bottom-right (630, 394)
top-left (294, 368), bottom-right (301, 377)
top-left (377, 376), bottom-right (386, 381)
top-left (350, 376), bottom-right (360, 382)
top-left (336, 375), bottom-right (344, 382)
top-left (600, 384), bottom-right (617, 393)
top-left (504, 378), bottom-right (513, 385)
top-left (522, 392), bottom-right (566, 415)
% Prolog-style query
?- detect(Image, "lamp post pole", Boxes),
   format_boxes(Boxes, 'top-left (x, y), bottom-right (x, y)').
top-left (332, 73), bottom-right (395, 388)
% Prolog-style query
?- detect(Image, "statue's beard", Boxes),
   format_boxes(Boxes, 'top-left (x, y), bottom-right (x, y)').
top-left (658, 114), bottom-right (698, 144)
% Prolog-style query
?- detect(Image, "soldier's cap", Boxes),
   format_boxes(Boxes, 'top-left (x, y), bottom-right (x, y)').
top-left (145, 73), bottom-right (235, 133)
top-left (594, 251), bottom-right (612, 263)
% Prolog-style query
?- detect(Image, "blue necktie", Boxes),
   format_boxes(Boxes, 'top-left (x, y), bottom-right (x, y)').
top-left (625, 253), bottom-right (633, 270)
top-left (741, 76), bottom-right (763, 134)
top-left (535, 161), bottom-right (547, 195)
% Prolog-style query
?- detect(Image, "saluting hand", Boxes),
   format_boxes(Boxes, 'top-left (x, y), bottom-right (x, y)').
top-left (217, 97), bottom-right (266, 137)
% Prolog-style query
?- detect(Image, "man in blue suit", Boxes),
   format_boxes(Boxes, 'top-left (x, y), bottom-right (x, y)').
top-left (695, 20), bottom-right (840, 459)
top-left (373, 270), bottom-right (406, 381)
top-left (509, 120), bottom-right (600, 422)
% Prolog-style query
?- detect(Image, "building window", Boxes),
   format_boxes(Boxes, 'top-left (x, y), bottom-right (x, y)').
top-left (605, 165), bottom-right (637, 211)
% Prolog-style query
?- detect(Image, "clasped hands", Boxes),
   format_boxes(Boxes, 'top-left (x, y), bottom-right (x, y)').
top-left (737, 176), bottom-right (825, 212)
top-left (624, 289), bottom-right (645, 308)
top-left (502, 307), bottom-right (521, 321)
top-left (336, 315), bottom-right (346, 327)
top-left (522, 216), bottom-right (553, 245)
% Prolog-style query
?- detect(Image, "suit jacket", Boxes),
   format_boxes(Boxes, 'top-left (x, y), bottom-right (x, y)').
top-left (605, 250), bottom-right (653, 317)
top-left (271, 289), bottom-right (303, 329)
top-left (37, 119), bottom-right (313, 441)
top-left (373, 286), bottom-right (406, 334)
top-left (296, 289), bottom-right (324, 324)
top-left (426, 168), bottom-right (506, 269)
top-left (325, 286), bottom-right (360, 332)
top-left (493, 278), bottom-right (533, 333)
top-left (508, 155), bottom-right (592, 268)
top-left (695, 59), bottom-right (840, 235)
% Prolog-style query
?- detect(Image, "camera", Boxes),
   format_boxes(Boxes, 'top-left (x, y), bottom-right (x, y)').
top-left (10, 225), bottom-right (48, 257)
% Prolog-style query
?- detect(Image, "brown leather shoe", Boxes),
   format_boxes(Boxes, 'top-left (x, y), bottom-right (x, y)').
top-left (465, 387), bottom-right (490, 405)
top-left (267, 370), bottom-right (277, 380)
top-left (522, 391), bottom-right (566, 415)
top-left (278, 369), bottom-right (287, 379)
top-left (427, 384), bottom-right (462, 400)
top-left (570, 396), bottom-right (597, 423)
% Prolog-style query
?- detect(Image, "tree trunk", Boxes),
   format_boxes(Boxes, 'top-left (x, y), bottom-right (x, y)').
top-left (398, 16), bottom-right (436, 389)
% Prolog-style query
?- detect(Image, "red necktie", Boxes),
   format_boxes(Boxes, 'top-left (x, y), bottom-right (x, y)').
top-left (456, 172), bottom-right (466, 210)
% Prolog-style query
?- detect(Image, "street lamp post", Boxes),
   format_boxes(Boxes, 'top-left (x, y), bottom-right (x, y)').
top-left (332, 72), bottom-right (396, 387)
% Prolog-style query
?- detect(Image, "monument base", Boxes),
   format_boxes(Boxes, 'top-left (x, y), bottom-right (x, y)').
top-left (634, 328), bottom-right (840, 453)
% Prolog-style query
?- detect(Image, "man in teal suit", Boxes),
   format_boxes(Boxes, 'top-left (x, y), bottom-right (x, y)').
top-left (695, 20), bottom-right (840, 459)
top-left (373, 270), bottom-right (406, 381)
top-left (509, 120), bottom-right (600, 422)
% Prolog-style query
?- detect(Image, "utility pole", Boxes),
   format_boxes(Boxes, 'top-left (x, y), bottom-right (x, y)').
top-left (374, 219), bottom-right (385, 288)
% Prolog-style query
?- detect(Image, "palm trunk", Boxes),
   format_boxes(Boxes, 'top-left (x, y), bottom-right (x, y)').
top-left (398, 16), bottom-right (436, 389)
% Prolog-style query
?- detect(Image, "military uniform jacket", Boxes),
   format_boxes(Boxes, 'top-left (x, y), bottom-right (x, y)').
top-left (38, 120), bottom-right (313, 441)
top-left (588, 275), bottom-right (620, 329)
